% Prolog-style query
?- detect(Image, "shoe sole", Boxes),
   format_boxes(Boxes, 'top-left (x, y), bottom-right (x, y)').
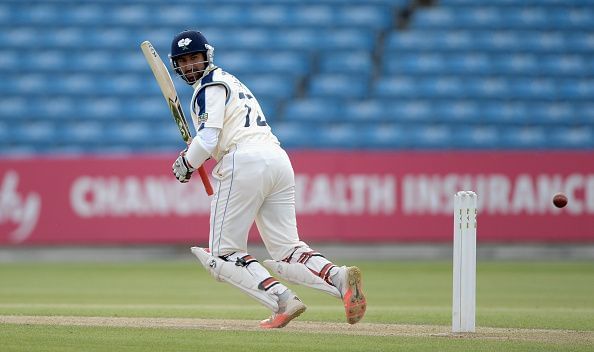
top-left (260, 303), bottom-right (307, 329)
top-left (343, 266), bottom-right (366, 324)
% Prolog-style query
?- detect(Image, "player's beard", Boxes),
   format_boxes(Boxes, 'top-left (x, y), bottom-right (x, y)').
top-left (180, 63), bottom-right (207, 84)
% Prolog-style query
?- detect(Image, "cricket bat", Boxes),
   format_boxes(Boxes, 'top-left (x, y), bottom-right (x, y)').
top-left (140, 40), bottom-right (214, 196)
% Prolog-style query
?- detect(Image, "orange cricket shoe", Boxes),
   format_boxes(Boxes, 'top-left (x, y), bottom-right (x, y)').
top-left (260, 294), bottom-right (307, 329)
top-left (342, 266), bottom-right (367, 324)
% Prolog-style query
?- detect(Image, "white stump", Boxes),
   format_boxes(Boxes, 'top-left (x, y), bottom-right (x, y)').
top-left (452, 191), bottom-right (477, 333)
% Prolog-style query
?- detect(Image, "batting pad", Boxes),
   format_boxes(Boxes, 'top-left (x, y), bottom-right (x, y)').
top-left (190, 247), bottom-right (280, 312)
top-left (263, 260), bottom-right (342, 298)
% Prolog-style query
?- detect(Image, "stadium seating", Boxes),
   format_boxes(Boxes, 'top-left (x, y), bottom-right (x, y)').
top-left (362, 124), bottom-right (411, 148)
top-left (0, 0), bottom-right (593, 154)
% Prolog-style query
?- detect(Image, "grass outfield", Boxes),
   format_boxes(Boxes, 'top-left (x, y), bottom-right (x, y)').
top-left (0, 260), bottom-right (593, 351)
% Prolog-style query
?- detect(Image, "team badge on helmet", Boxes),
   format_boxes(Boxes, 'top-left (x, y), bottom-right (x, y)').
top-left (178, 38), bottom-right (192, 49)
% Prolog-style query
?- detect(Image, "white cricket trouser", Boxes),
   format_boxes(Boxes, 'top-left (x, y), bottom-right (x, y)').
top-left (208, 143), bottom-right (305, 260)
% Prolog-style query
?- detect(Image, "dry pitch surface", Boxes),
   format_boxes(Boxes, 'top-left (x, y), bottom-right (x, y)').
top-left (1, 315), bottom-right (592, 344)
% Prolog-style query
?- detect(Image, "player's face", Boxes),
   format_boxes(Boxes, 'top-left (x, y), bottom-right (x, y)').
top-left (176, 53), bottom-right (208, 83)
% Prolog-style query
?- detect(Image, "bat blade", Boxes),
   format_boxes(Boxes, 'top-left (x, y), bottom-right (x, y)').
top-left (140, 40), bottom-right (214, 195)
top-left (167, 96), bottom-right (191, 143)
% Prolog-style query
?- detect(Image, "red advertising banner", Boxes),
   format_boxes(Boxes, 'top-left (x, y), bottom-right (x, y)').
top-left (1, 151), bottom-right (593, 245)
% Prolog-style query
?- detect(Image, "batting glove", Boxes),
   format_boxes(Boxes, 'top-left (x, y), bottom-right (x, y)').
top-left (172, 149), bottom-right (197, 183)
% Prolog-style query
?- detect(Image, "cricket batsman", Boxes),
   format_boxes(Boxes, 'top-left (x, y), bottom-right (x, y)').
top-left (169, 30), bottom-right (366, 328)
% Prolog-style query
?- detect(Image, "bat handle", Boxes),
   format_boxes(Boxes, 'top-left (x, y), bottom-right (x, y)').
top-left (197, 166), bottom-right (214, 195)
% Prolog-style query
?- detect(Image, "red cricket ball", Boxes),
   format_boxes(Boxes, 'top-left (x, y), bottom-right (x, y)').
top-left (553, 193), bottom-right (568, 208)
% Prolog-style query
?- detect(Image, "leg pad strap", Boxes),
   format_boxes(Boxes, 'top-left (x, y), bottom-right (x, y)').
top-left (191, 247), bottom-right (280, 311)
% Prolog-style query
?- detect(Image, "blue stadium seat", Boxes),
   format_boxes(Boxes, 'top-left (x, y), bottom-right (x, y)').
top-left (565, 32), bottom-right (594, 53)
top-left (62, 75), bottom-right (158, 96)
top-left (309, 74), bottom-right (369, 99)
top-left (333, 6), bottom-right (393, 29)
top-left (522, 32), bottom-right (568, 53)
top-left (385, 53), bottom-right (492, 76)
top-left (217, 51), bottom-right (310, 75)
top-left (530, 102), bottom-right (576, 125)
top-left (319, 51), bottom-right (372, 74)
top-left (19, 74), bottom-right (141, 96)
top-left (440, 0), bottom-right (592, 6)
top-left (510, 78), bottom-right (557, 100)
top-left (286, 6), bottom-right (333, 26)
top-left (384, 53), bottom-right (446, 75)
top-left (558, 79), bottom-right (594, 100)
top-left (450, 54), bottom-right (491, 75)
top-left (0, 3), bottom-right (13, 23)
top-left (576, 103), bottom-right (594, 124)
top-left (409, 125), bottom-right (454, 148)
top-left (104, 122), bottom-right (154, 146)
top-left (0, 121), bottom-right (9, 143)
top-left (80, 97), bottom-right (130, 120)
top-left (211, 29), bottom-right (375, 51)
top-left (0, 27), bottom-right (39, 48)
top-left (2, 74), bottom-right (46, 95)
top-left (342, 100), bottom-right (385, 123)
top-left (255, 97), bottom-right (279, 120)
top-left (284, 99), bottom-right (343, 122)
top-left (500, 126), bottom-right (548, 149)
top-left (433, 100), bottom-right (480, 123)
top-left (106, 5), bottom-right (148, 25)
top-left (65, 51), bottom-right (146, 72)
top-left (240, 75), bottom-right (296, 99)
top-left (540, 55), bottom-right (588, 76)
top-left (490, 54), bottom-right (541, 75)
top-left (0, 145), bottom-right (39, 156)
top-left (0, 50), bottom-right (17, 69)
top-left (321, 29), bottom-right (376, 51)
top-left (413, 8), bottom-right (456, 28)
top-left (273, 122), bottom-right (315, 148)
top-left (5, 27), bottom-right (158, 50)
top-left (38, 51), bottom-right (68, 71)
top-left (204, 29), bottom-right (269, 51)
top-left (506, 8), bottom-right (551, 29)
top-left (548, 8), bottom-right (594, 29)
top-left (464, 78), bottom-right (510, 99)
top-left (453, 126), bottom-right (500, 148)
top-left (378, 77), bottom-right (465, 99)
top-left (417, 77), bottom-right (466, 98)
top-left (188, 5), bottom-right (394, 29)
top-left (362, 124), bottom-right (410, 148)
top-left (312, 124), bottom-right (360, 149)
top-left (374, 77), bottom-right (417, 98)
top-left (415, 7), bottom-right (521, 30)
top-left (154, 123), bottom-right (186, 148)
top-left (473, 31), bottom-right (525, 52)
top-left (50, 74), bottom-right (95, 95)
top-left (99, 75), bottom-right (155, 95)
top-left (10, 4), bottom-right (61, 25)
top-left (390, 100), bottom-right (434, 122)
top-left (12, 50), bottom-right (67, 71)
top-left (481, 102), bottom-right (531, 125)
top-left (14, 121), bottom-right (57, 144)
top-left (21, 4), bottom-right (101, 25)
top-left (256, 6), bottom-right (312, 26)
top-left (386, 30), bottom-right (475, 51)
top-left (0, 96), bottom-right (27, 118)
top-left (153, 5), bottom-right (197, 26)
top-left (33, 97), bottom-right (78, 120)
top-left (59, 121), bottom-right (106, 145)
top-left (150, 5), bottom-right (392, 29)
top-left (549, 126), bottom-right (594, 148)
